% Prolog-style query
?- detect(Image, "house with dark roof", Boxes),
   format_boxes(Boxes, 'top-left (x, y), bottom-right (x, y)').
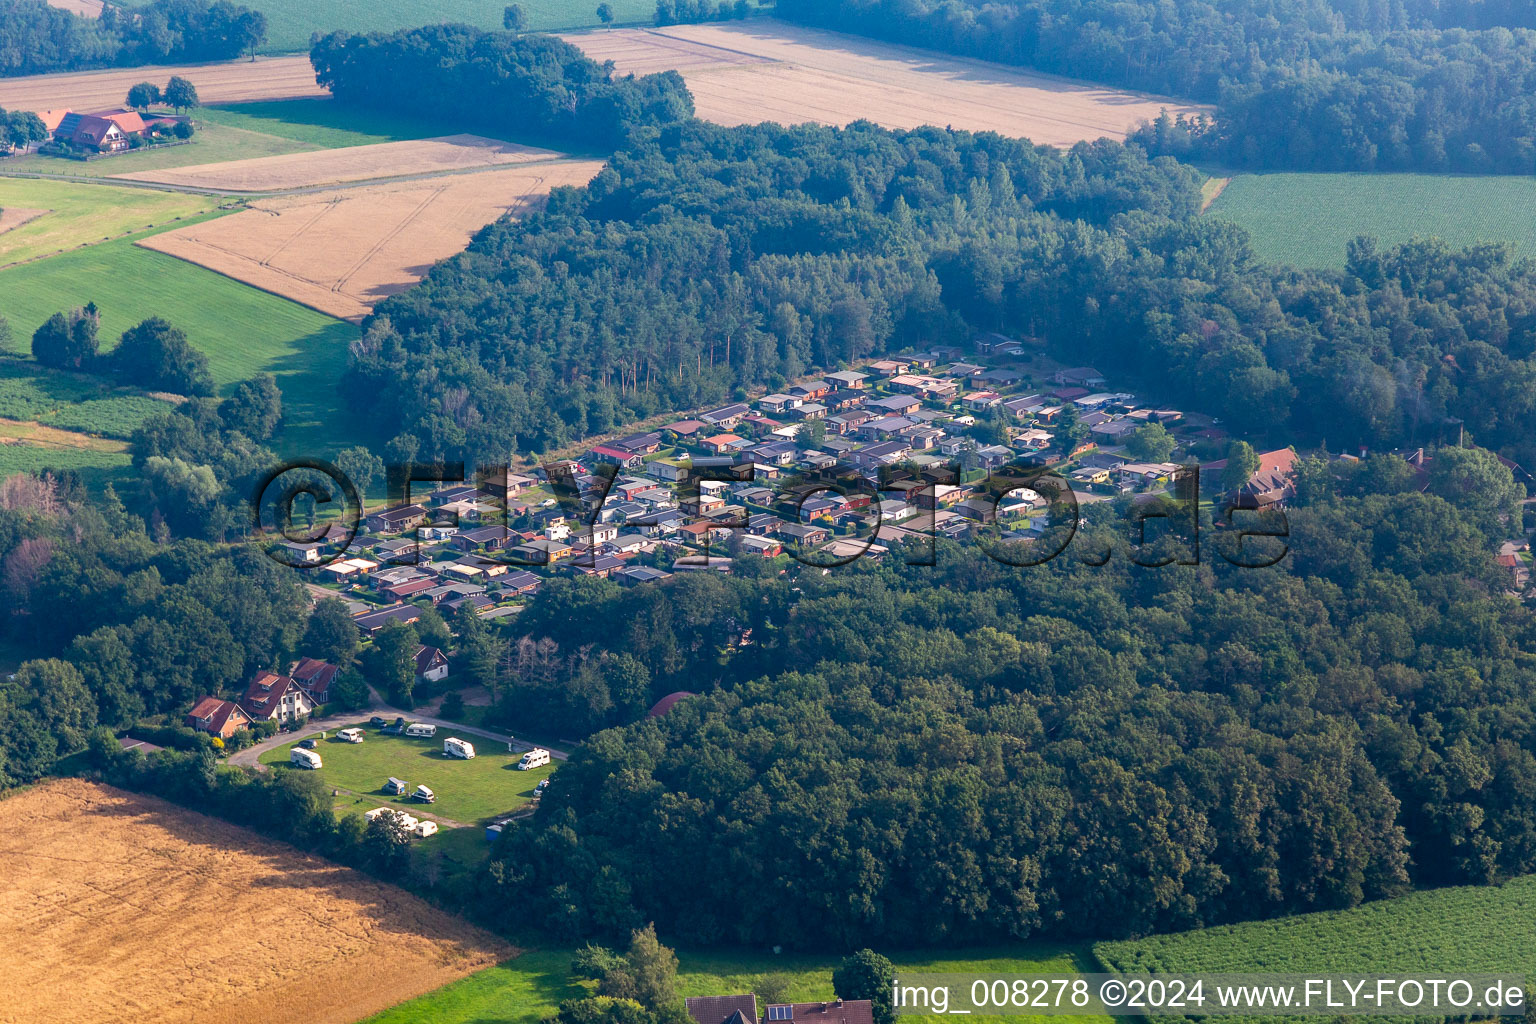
top-left (414, 645), bottom-right (449, 683)
top-left (185, 697), bottom-right (250, 739)
top-left (239, 671), bottom-right (316, 724)
top-left (687, 995), bottom-right (758, 1024)
top-left (355, 604), bottom-right (424, 635)
top-left (290, 657), bottom-right (340, 704)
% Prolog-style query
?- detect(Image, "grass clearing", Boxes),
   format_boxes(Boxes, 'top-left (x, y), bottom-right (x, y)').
top-left (261, 724), bottom-right (555, 823)
top-left (0, 177), bottom-right (221, 266)
top-left (256, 1), bottom-right (657, 54)
top-left (0, 236), bottom-right (364, 456)
top-left (364, 943), bottom-right (1109, 1024)
top-left (1, 121), bottom-right (313, 177)
top-left (1095, 875), bottom-right (1536, 1021)
top-left (1205, 172), bottom-right (1536, 268)
top-left (0, 359), bottom-right (172, 438)
top-left (200, 99), bottom-right (447, 148)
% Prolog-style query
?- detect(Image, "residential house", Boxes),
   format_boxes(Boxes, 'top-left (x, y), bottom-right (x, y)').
top-left (889, 373), bottom-right (959, 399)
top-left (355, 604), bottom-right (424, 636)
top-left (590, 445), bottom-right (645, 469)
top-left (687, 995), bottom-right (758, 1024)
top-left (452, 525), bottom-right (514, 552)
top-left (963, 390), bottom-right (1003, 410)
top-left (617, 564), bottom-right (672, 585)
top-left (414, 645), bottom-right (449, 683)
top-left (290, 657), bottom-right (340, 704)
top-left (240, 671), bottom-right (315, 724)
top-left (611, 432), bottom-right (663, 454)
top-left (822, 370), bottom-right (869, 390)
top-left (864, 394), bottom-right (922, 416)
top-left (866, 358), bottom-right (909, 376)
top-left (1201, 447), bottom-right (1299, 508)
top-left (759, 393), bottom-right (802, 414)
top-left (700, 403), bottom-right (751, 428)
top-left (366, 504), bottom-right (429, 533)
top-left (778, 523), bottom-right (829, 546)
top-left (664, 419), bottom-right (708, 437)
top-left (184, 697), bottom-right (250, 739)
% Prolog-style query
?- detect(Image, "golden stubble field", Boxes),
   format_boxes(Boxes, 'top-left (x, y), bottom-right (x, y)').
top-left (0, 55), bottom-right (324, 113)
top-left (0, 779), bottom-right (512, 1024)
top-left (566, 20), bottom-right (1210, 145)
top-left (110, 134), bottom-right (567, 192)
top-left (138, 159), bottom-right (607, 319)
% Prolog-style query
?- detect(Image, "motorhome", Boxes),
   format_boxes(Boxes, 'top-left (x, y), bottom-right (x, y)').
top-left (289, 747), bottom-right (322, 769)
top-left (385, 777), bottom-right (409, 795)
top-left (337, 727), bottom-right (364, 743)
top-left (516, 747), bottom-right (551, 770)
top-left (444, 737), bottom-right (475, 759)
top-left (413, 784), bottom-right (436, 803)
top-left (404, 723), bottom-right (437, 738)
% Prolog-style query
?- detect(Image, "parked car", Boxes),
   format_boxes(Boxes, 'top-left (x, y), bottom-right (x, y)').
top-left (369, 716), bottom-right (387, 728)
top-left (382, 717), bottom-right (407, 735)
top-left (535, 778), bottom-right (550, 794)
top-left (298, 738), bottom-right (318, 749)
top-left (336, 728), bottom-right (364, 743)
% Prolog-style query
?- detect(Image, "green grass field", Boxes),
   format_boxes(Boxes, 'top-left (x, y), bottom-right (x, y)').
top-left (0, 359), bottom-right (172, 438)
top-left (0, 440), bottom-right (130, 479)
top-left (199, 100), bottom-right (446, 148)
top-left (0, 178), bottom-right (221, 267)
top-left (1205, 172), bottom-right (1536, 268)
top-left (1095, 876), bottom-right (1536, 1004)
top-left (363, 944), bottom-right (1111, 1024)
top-left (261, 724), bottom-right (555, 823)
top-left (256, 0), bottom-right (659, 53)
top-left (0, 236), bottom-right (363, 457)
top-left (1, 122), bottom-right (310, 178)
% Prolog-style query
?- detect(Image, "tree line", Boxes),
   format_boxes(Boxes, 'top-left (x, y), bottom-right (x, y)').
top-left (309, 24), bottom-right (694, 153)
top-left (775, 0), bottom-right (1536, 173)
top-left (0, 0), bottom-right (265, 77)
top-left (30, 305), bottom-right (214, 397)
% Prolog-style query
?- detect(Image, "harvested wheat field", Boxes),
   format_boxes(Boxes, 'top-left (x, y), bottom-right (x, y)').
top-left (111, 133), bottom-right (565, 192)
top-left (0, 56), bottom-right (323, 114)
top-left (0, 779), bottom-right (512, 1024)
top-left (139, 159), bottom-right (606, 319)
top-left (46, 0), bottom-right (103, 15)
top-left (566, 20), bottom-right (1209, 146)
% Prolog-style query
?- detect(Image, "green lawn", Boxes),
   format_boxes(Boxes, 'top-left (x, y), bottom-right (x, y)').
top-left (363, 943), bottom-right (1110, 1024)
top-left (0, 359), bottom-right (173, 439)
top-left (0, 440), bottom-right (130, 479)
top-left (1205, 172), bottom-right (1536, 268)
top-left (260, 723), bottom-right (556, 823)
top-left (1096, 875), bottom-right (1536, 1020)
top-left (0, 236), bottom-right (364, 457)
top-left (198, 100), bottom-right (447, 148)
top-left (0, 177), bottom-right (221, 267)
top-left (256, 0), bottom-right (659, 54)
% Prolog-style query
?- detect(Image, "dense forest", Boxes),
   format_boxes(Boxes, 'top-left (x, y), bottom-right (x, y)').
top-left (0, 0), bottom-right (265, 76)
top-left (484, 465), bottom-right (1536, 947)
top-left (775, 0), bottom-right (1536, 172)
top-left (309, 25), bottom-right (694, 152)
top-left (352, 116), bottom-right (1536, 471)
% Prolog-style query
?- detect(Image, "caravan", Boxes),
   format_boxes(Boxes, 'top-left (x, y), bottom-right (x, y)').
top-left (289, 747), bottom-right (322, 770)
top-left (404, 723), bottom-right (437, 738)
top-left (443, 737), bottom-right (475, 759)
top-left (516, 748), bottom-right (551, 771)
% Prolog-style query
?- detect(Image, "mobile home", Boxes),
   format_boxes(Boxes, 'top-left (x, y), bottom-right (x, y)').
top-left (516, 747), bottom-right (551, 771)
top-left (443, 737), bottom-right (476, 759)
top-left (289, 747), bottom-right (322, 769)
top-left (404, 723), bottom-right (437, 738)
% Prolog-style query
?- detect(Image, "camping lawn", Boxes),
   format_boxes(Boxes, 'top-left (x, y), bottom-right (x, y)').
top-left (256, 0), bottom-right (658, 53)
top-left (0, 235), bottom-right (364, 457)
top-left (260, 724), bottom-right (555, 823)
top-left (362, 943), bottom-right (1112, 1024)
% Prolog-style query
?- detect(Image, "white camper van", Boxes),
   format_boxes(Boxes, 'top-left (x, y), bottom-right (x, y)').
top-left (413, 784), bottom-right (436, 803)
top-left (412, 820), bottom-right (439, 839)
top-left (443, 737), bottom-right (476, 759)
top-left (516, 747), bottom-right (551, 771)
top-left (289, 747), bottom-right (322, 769)
top-left (404, 723), bottom-right (437, 738)
top-left (337, 727), bottom-right (364, 743)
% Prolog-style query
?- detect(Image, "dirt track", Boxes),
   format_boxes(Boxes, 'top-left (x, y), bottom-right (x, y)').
top-left (0, 779), bottom-right (511, 1024)
top-left (566, 20), bottom-right (1210, 145)
top-left (138, 159), bottom-right (606, 319)
top-left (111, 134), bottom-right (566, 192)
top-left (0, 55), bottom-right (324, 114)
